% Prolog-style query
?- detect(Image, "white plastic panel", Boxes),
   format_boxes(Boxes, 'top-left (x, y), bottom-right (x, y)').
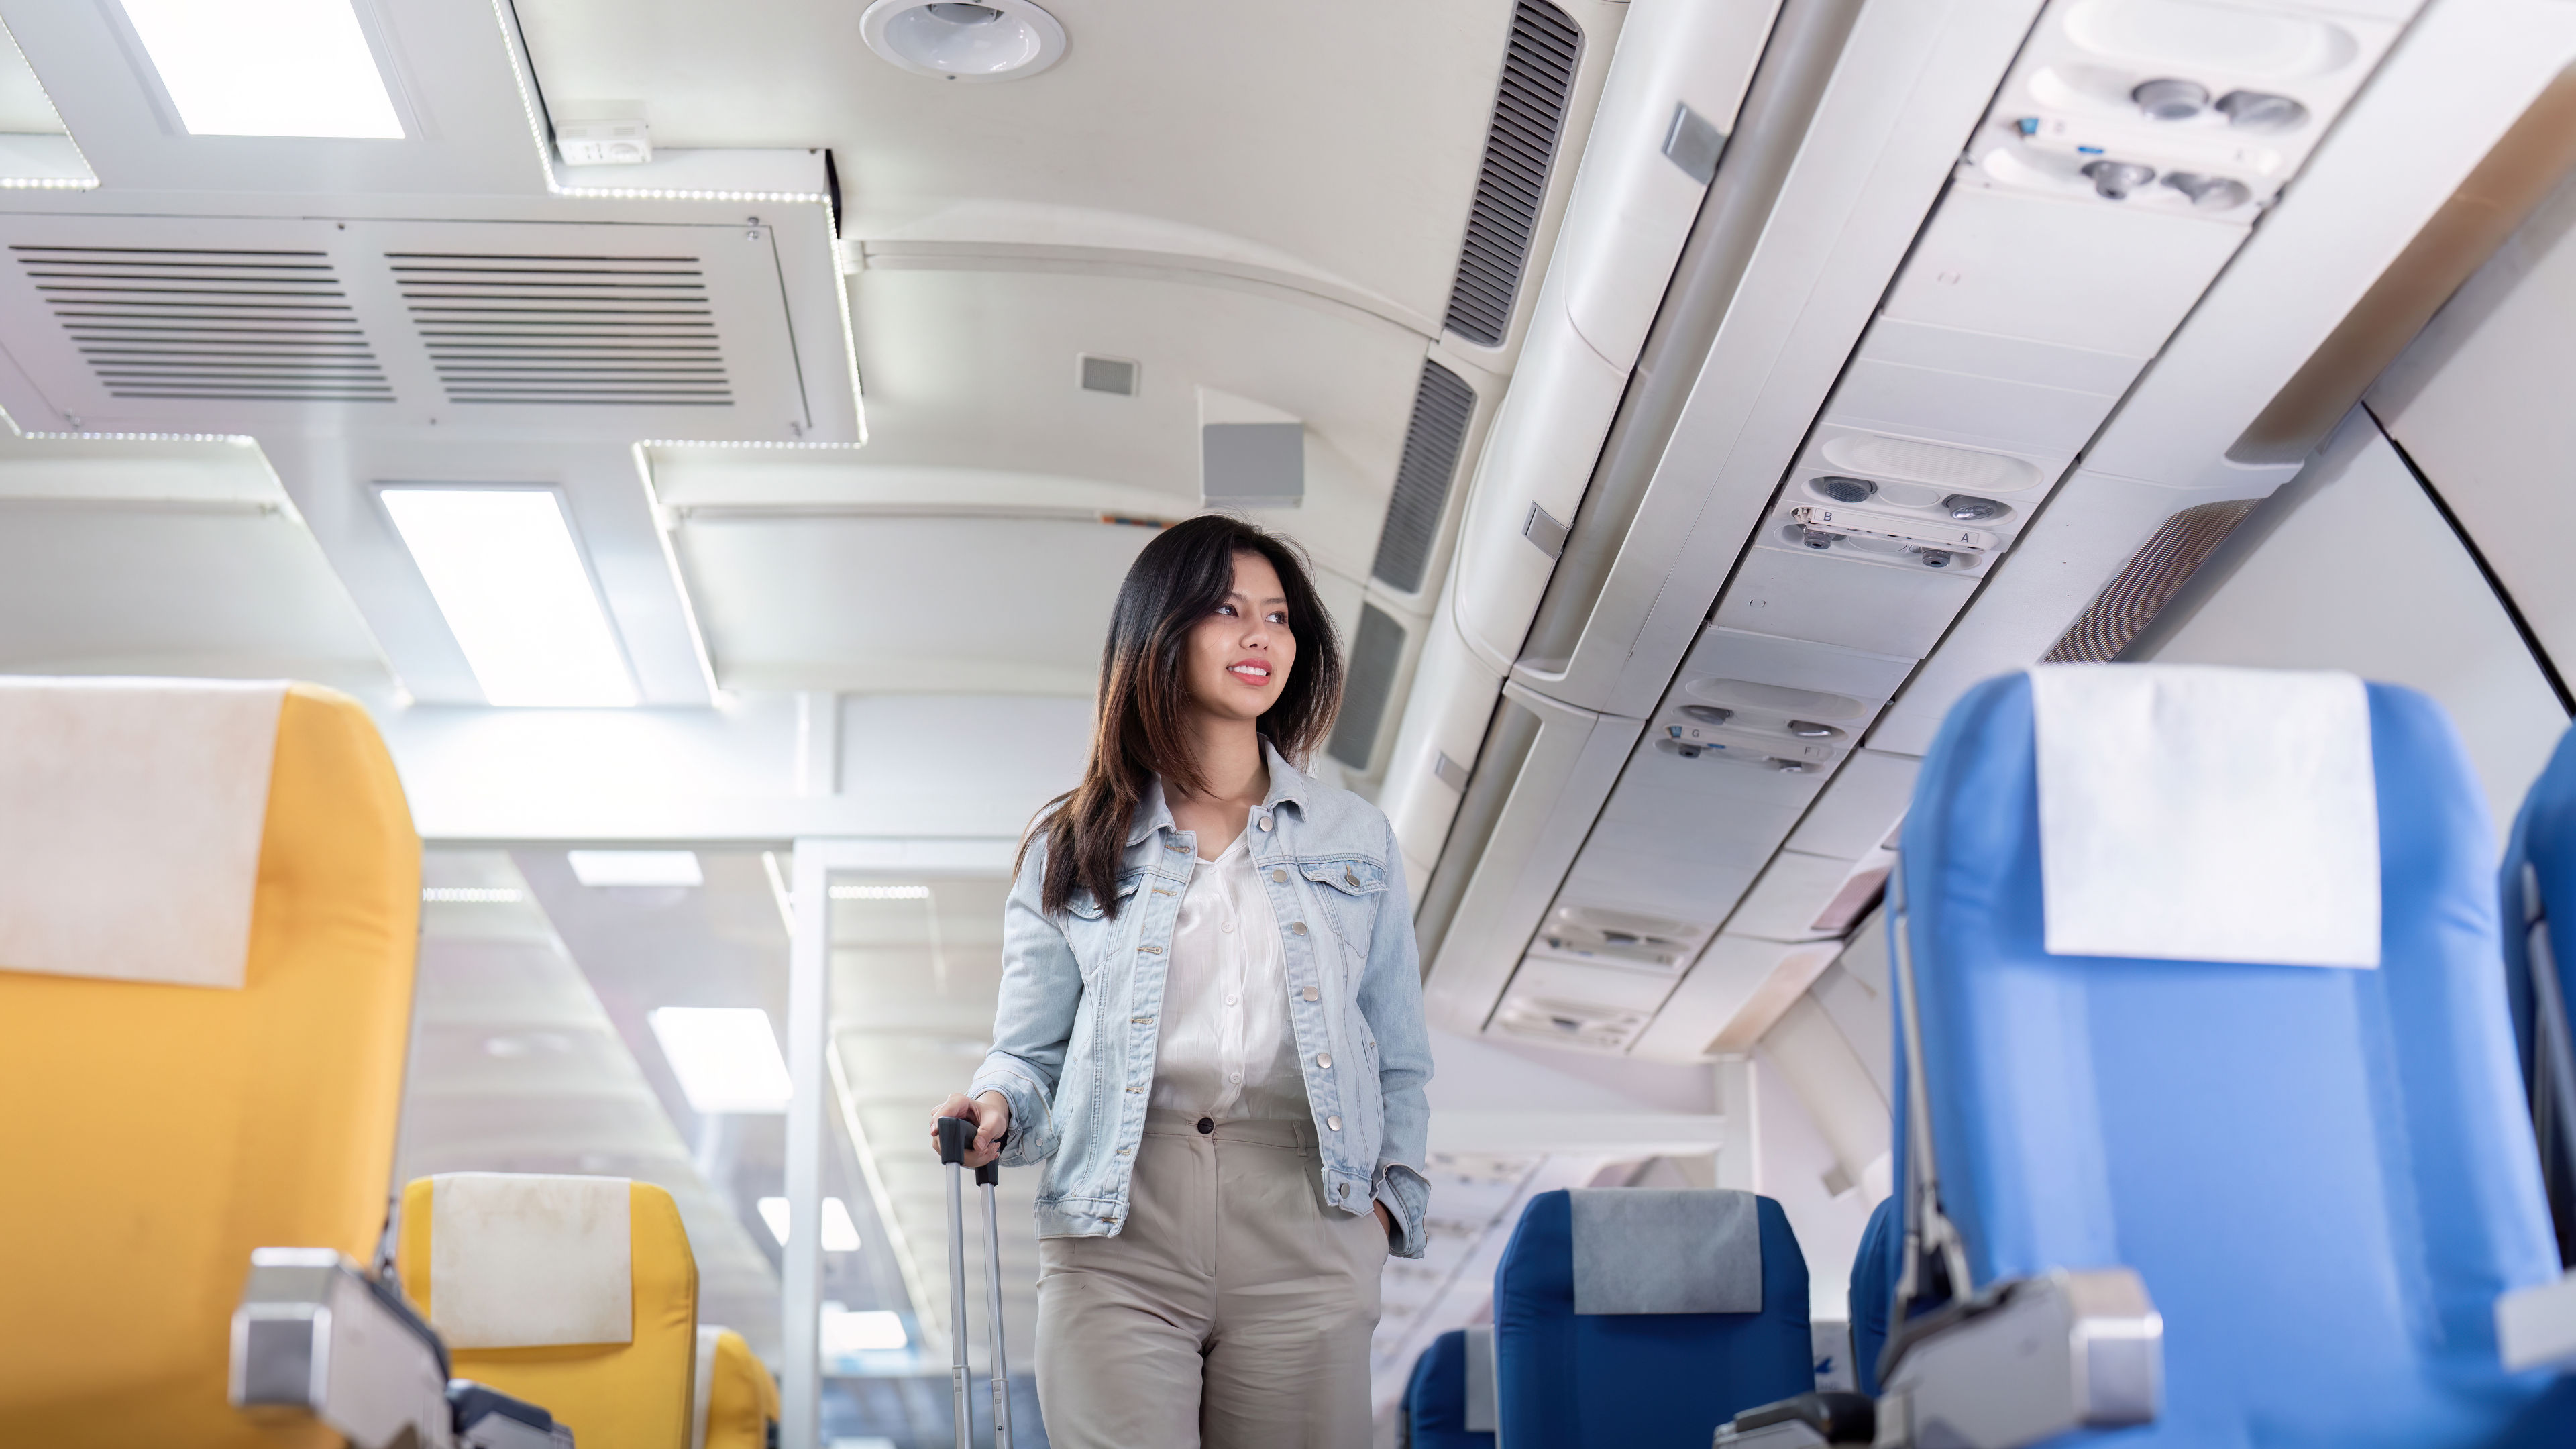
top-left (1713, 546), bottom-right (1982, 657)
top-left (1880, 188), bottom-right (2247, 357)
top-left (1506, 954), bottom-right (1688, 1014)
top-left (1858, 316), bottom-right (2150, 397)
top-left (1727, 849), bottom-right (1864, 943)
top-left (1377, 603), bottom-right (1511, 888)
top-left (1631, 934), bottom-right (1835, 1062)
top-left (1825, 356), bottom-right (2127, 457)
top-left (1786, 749), bottom-right (1923, 859)
top-left (1678, 627), bottom-right (1919, 703)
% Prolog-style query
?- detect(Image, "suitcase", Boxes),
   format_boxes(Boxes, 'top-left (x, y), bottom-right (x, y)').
top-left (934, 1116), bottom-right (1016, 1449)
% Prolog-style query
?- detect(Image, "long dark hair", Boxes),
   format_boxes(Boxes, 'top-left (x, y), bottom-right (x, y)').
top-left (1023, 514), bottom-right (1343, 917)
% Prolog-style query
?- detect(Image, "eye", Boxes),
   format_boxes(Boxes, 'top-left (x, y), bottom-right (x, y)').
top-left (1267, 611), bottom-right (1289, 625)
top-left (1214, 604), bottom-right (1238, 617)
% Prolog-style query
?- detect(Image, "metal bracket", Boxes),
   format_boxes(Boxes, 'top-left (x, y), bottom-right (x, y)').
top-left (1874, 1269), bottom-right (2161, 1448)
top-left (231, 1248), bottom-right (455, 1449)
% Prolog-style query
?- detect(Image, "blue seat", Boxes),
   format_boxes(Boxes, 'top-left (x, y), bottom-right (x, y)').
top-left (1890, 668), bottom-right (2575, 1446)
top-left (1847, 1196), bottom-right (1898, 1397)
top-left (1404, 1329), bottom-right (1492, 1449)
top-left (1492, 1188), bottom-right (1811, 1447)
top-left (2501, 722), bottom-right (2576, 1267)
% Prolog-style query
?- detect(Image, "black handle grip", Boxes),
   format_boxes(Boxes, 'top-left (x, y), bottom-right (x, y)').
top-left (975, 1161), bottom-right (999, 1187)
top-left (935, 1115), bottom-right (974, 1165)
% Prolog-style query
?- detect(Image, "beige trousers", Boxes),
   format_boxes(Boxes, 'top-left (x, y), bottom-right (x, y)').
top-left (1034, 1112), bottom-right (1387, 1448)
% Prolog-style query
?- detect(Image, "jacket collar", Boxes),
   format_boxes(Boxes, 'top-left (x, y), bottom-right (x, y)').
top-left (1124, 739), bottom-right (1311, 847)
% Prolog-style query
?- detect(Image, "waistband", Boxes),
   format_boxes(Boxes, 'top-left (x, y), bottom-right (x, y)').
top-left (1142, 1109), bottom-right (1318, 1150)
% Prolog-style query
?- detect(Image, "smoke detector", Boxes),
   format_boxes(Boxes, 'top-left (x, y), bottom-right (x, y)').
top-left (859, 1), bottom-right (1066, 82)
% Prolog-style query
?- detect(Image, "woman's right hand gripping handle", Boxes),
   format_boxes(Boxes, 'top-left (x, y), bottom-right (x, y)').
top-left (931, 1090), bottom-right (1010, 1169)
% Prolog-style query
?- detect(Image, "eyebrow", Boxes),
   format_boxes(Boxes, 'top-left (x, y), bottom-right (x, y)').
top-left (1224, 590), bottom-right (1290, 606)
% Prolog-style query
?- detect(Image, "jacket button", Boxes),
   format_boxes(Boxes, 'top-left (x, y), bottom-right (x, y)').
top-left (1291, 921), bottom-right (1307, 936)
top-left (1270, 869), bottom-right (1288, 884)
top-left (1326, 1115), bottom-right (1342, 1131)
top-left (1196, 1117), bottom-right (1214, 1135)
top-left (1302, 985), bottom-right (1320, 1002)
top-left (1258, 816), bottom-right (1273, 831)
top-left (1316, 1053), bottom-right (1331, 1069)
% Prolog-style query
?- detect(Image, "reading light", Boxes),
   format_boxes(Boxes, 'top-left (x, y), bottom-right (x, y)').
top-left (820, 1305), bottom-right (909, 1355)
top-left (860, 0), bottom-right (1066, 82)
top-left (379, 488), bottom-right (637, 708)
top-left (756, 1195), bottom-right (863, 1252)
top-left (647, 1007), bottom-right (792, 1114)
top-left (119, 0), bottom-right (403, 138)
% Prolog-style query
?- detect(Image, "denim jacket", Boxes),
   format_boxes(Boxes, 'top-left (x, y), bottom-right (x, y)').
top-left (969, 742), bottom-right (1435, 1256)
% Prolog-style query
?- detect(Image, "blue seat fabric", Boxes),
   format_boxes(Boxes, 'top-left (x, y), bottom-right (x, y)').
top-left (1405, 1329), bottom-right (1491, 1449)
top-left (1849, 1195), bottom-right (1898, 1397)
top-left (1492, 1188), bottom-right (1811, 1448)
top-left (1889, 672), bottom-right (2573, 1447)
top-left (2500, 720), bottom-right (2576, 1267)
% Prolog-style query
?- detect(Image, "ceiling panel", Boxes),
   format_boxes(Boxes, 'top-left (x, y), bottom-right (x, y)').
top-left (512, 0), bottom-right (1548, 321)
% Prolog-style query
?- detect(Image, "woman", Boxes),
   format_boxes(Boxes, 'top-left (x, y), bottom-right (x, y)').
top-left (932, 513), bottom-right (1433, 1448)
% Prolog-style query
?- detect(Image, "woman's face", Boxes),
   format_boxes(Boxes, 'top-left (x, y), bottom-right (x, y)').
top-left (1185, 550), bottom-right (1297, 727)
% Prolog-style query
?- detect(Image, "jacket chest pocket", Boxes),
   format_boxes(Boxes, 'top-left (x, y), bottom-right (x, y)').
top-left (1061, 873), bottom-right (1144, 977)
top-left (1298, 857), bottom-right (1387, 960)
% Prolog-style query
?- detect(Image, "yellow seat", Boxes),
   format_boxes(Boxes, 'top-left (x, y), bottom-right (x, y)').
top-left (0, 682), bottom-right (421, 1448)
top-left (400, 1174), bottom-right (701, 1449)
top-left (696, 1326), bottom-right (780, 1449)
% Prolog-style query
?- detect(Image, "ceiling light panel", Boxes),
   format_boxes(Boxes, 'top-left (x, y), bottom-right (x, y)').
top-left (119, 0), bottom-right (405, 139)
top-left (756, 1195), bottom-right (863, 1252)
top-left (648, 1006), bottom-right (792, 1114)
top-left (568, 850), bottom-right (704, 888)
top-left (378, 487), bottom-right (637, 708)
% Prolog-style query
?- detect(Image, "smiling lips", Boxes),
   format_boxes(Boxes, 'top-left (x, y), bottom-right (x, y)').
top-left (1228, 659), bottom-right (1272, 686)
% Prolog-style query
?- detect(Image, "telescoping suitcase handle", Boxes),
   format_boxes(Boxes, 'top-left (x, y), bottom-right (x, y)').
top-left (934, 1116), bottom-right (1014, 1449)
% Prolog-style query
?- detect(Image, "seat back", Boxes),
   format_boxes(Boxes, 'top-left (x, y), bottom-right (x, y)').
top-left (2502, 721), bottom-right (2576, 1267)
top-left (1492, 1188), bottom-right (1811, 1448)
top-left (400, 1173), bottom-right (700, 1449)
top-left (0, 680), bottom-right (419, 1447)
top-left (696, 1326), bottom-right (777, 1449)
top-left (1405, 1328), bottom-right (1494, 1448)
top-left (1893, 666), bottom-right (2565, 1445)
top-left (1847, 1195), bottom-right (1898, 1397)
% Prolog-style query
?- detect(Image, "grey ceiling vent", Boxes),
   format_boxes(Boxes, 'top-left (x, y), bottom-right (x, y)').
top-left (1442, 0), bottom-right (1582, 347)
top-left (2043, 500), bottom-right (2261, 662)
top-left (1079, 354), bottom-right (1138, 396)
top-left (13, 245), bottom-right (392, 402)
top-left (1369, 360), bottom-right (1477, 592)
top-left (1203, 421), bottom-right (1304, 509)
top-left (1328, 603), bottom-right (1407, 772)
top-left (389, 252), bottom-right (733, 406)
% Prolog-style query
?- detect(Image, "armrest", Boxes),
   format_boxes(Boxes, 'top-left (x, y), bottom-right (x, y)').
top-left (1875, 1268), bottom-right (2160, 1449)
top-left (231, 1248), bottom-right (455, 1449)
top-left (1713, 1391), bottom-right (1876, 1446)
top-left (451, 1381), bottom-right (577, 1449)
top-left (2499, 1269), bottom-right (2576, 1373)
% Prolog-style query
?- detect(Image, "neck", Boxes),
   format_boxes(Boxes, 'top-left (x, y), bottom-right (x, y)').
top-left (1177, 713), bottom-right (1268, 807)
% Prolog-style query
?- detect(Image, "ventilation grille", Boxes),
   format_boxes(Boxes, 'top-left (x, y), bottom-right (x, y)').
top-left (15, 246), bottom-right (392, 402)
top-left (2043, 500), bottom-right (2260, 662)
top-left (1328, 604), bottom-right (1408, 771)
top-left (1370, 361), bottom-right (1477, 591)
top-left (1442, 1), bottom-right (1582, 347)
top-left (390, 252), bottom-right (733, 407)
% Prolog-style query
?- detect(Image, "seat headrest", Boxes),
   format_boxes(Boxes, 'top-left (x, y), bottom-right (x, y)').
top-left (2029, 663), bottom-right (2379, 968)
top-left (0, 676), bottom-right (288, 989)
top-left (428, 1173), bottom-right (635, 1349)
top-left (1566, 1188), bottom-right (1762, 1314)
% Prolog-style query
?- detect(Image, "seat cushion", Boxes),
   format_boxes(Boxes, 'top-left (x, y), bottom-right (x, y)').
top-left (1493, 1189), bottom-right (1811, 1448)
top-left (1848, 1195), bottom-right (1898, 1397)
top-left (1895, 672), bottom-right (2570, 1447)
top-left (1405, 1329), bottom-right (1491, 1449)
top-left (2500, 720), bottom-right (2576, 1266)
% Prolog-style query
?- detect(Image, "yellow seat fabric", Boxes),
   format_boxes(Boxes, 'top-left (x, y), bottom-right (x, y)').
top-left (0, 684), bottom-right (421, 1448)
top-left (400, 1177), bottom-right (701, 1449)
top-left (701, 1328), bottom-right (778, 1449)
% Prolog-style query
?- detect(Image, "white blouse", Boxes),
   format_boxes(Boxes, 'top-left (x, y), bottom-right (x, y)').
top-left (1148, 831), bottom-right (1310, 1122)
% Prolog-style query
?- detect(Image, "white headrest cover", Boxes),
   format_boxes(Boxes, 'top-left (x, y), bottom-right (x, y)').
top-left (2029, 664), bottom-right (2379, 968)
top-left (0, 677), bottom-right (286, 989)
top-left (431, 1173), bottom-right (633, 1349)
